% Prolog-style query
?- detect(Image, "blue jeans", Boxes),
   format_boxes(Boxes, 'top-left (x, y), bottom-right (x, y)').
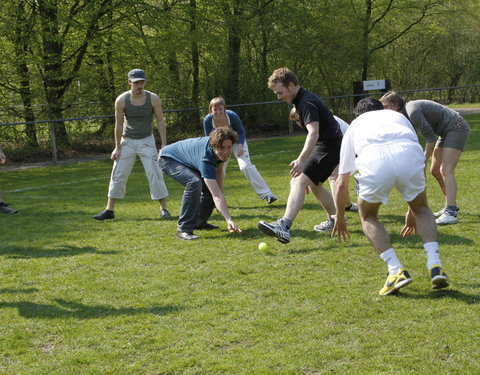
top-left (158, 157), bottom-right (214, 232)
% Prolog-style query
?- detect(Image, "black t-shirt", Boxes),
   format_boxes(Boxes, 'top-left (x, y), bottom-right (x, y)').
top-left (293, 87), bottom-right (342, 142)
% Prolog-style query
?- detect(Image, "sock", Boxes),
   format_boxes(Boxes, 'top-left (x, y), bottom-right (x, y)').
top-left (280, 218), bottom-right (293, 229)
top-left (380, 248), bottom-right (403, 276)
top-left (424, 242), bottom-right (441, 270)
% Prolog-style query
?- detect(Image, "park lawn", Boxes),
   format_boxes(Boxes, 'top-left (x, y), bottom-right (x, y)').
top-left (0, 115), bottom-right (479, 374)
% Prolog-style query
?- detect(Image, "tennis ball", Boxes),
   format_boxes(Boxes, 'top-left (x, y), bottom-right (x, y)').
top-left (258, 242), bottom-right (268, 251)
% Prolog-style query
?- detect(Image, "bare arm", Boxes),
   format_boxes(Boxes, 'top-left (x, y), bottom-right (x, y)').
top-left (424, 141), bottom-right (435, 162)
top-left (111, 95), bottom-right (125, 160)
top-left (289, 121), bottom-right (319, 177)
top-left (332, 173), bottom-right (351, 242)
top-left (152, 94), bottom-right (167, 149)
top-left (204, 178), bottom-right (241, 232)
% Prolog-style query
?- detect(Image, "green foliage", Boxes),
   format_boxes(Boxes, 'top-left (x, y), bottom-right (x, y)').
top-left (0, 115), bottom-right (479, 374)
top-left (0, 0), bottom-right (480, 146)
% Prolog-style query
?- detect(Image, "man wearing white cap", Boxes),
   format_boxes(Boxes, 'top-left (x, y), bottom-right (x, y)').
top-left (93, 69), bottom-right (170, 220)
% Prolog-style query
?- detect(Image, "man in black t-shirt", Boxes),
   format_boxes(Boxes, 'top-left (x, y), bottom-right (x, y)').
top-left (257, 67), bottom-right (342, 244)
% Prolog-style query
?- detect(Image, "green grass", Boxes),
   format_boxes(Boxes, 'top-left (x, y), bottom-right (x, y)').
top-left (1, 115), bottom-right (479, 374)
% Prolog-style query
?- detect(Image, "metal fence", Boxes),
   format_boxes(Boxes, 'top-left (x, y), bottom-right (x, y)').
top-left (1, 84), bottom-right (479, 165)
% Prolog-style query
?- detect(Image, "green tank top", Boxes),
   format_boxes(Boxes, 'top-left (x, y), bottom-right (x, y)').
top-left (123, 91), bottom-right (154, 139)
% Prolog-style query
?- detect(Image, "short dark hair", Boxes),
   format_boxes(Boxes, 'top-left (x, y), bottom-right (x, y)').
top-left (354, 98), bottom-right (384, 117)
top-left (209, 127), bottom-right (238, 148)
top-left (268, 67), bottom-right (299, 88)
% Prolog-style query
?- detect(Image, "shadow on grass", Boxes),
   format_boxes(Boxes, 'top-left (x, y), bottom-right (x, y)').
top-left (0, 298), bottom-right (181, 319)
top-left (0, 287), bottom-right (38, 294)
top-left (0, 245), bottom-right (119, 259)
top-left (393, 289), bottom-right (479, 305)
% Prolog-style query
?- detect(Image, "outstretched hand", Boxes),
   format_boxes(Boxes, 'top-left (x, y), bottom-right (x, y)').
top-left (332, 214), bottom-right (350, 242)
top-left (227, 220), bottom-right (242, 233)
top-left (400, 210), bottom-right (417, 237)
top-left (289, 159), bottom-right (304, 178)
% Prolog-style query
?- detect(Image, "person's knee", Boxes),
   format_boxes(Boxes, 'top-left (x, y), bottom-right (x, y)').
top-left (186, 176), bottom-right (202, 192)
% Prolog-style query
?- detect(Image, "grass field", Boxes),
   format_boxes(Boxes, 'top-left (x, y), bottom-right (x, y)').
top-left (1, 116), bottom-right (479, 374)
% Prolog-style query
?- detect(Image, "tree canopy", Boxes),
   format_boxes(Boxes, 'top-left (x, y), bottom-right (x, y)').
top-left (0, 0), bottom-right (479, 148)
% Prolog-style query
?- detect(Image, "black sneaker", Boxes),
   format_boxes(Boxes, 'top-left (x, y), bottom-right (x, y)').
top-left (265, 195), bottom-right (278, 204)
top-left (161, 209), bottom-right (171, 219)
top-left (93, 209), bottom-right (115, 220)
top-left (195, 223), bottom-right (219, 230)
top-left (0, 202), bottom-right (18, 214)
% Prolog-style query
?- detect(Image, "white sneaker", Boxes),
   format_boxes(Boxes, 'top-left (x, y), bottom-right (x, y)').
top-left (313, 217), bottom-right (335, 232)
top-left (436, 211), bottom-right (458, 225)
top-left (433, 206), bottom-right (459, 218)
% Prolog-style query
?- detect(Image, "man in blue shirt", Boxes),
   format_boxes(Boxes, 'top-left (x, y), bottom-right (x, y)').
top-left (159, 128), bottom-right (242, 240)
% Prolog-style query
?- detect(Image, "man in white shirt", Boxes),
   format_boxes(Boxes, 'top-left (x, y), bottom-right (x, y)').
top-left (332, 98), bottom-right (449, 296)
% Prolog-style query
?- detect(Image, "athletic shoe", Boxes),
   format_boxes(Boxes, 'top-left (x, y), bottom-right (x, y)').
top-left (345, 203), bottom-right (358, 212)
top-left (430, 265), bottom-right (449, 290)
top-left (433, 206), bottom-right (459, 218)
top-left (176, 231), bottom-right (199, 240)
top-left (195, 223), bottom-right (219, 230)
top-left (313, 217), bottom-right (335, 232)
top-left (435, 211), bottom-right (458, 225)
top-left (265, 195), bottom-right (278, 204)
top-left (93, 209), bottom-right (115, 220)
top-left (379, 268), bottom-right (413, 296)
top-left (0, 202), bottom-right (18, 214)
top-left (161, 209), bottom-right (171, 219)
top-left (257, 220), bottom-right (290, 244)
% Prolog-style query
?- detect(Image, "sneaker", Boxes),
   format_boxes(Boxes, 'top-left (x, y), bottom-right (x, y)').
top-left (345, 203), bottom-right (358, 212)
top-left (257, 220), bottom-right (290, 244)
top-left (0, 202), bottom-right (18, 214)
top-left (313, 217), bottom-right (335, 232)
top-left (161, 209), bottom-right (171, 219)
top-left (430, 265), bottom-right (449, 290)
top-left (379, 268), bottom-right (413, 296)
top-left (435, 211), bottom-right (458, 225)
top-left (265, 195), bottom-right (278, 204)
top-left (195, 223), bottom-right (219, 230)
top-left (93, 209), bottom-right (115, 220)
top-left (176, 231), bottom-right (199, 240)
top-left (433, 206), bottom-right (459, 218)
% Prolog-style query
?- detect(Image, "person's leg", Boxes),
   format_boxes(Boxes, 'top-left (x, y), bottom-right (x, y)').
top-left (438, 147), bottom-right (462, 207)
top-left (359, 198), bottom-right (412, 295)
top-left (406, 191), bottom-right (448, 289)
top-left (159, 157), bottom-right (202, 234)
top-left (358, 199), bottom-right (391, 254)
top-left (137, 136), bottom-right (170, 216)
top-left (235, 142), bottom-right (275, 201)
top-left (309, 183), bottom-right (335, 216)
top-left (195, 179), bottom-right (216, 228)
top-left (94, 139), bottom-right (136, 220)
top-left (283, 173), bottom-right (313, 223)
top-left (107, 139), bottom-right (137, 202)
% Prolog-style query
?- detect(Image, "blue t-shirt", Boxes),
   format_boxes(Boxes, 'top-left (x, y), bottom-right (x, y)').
top-left (161, 137), bottom-right (221, 179)
top-left (203, 110), bottom-right (246, 145)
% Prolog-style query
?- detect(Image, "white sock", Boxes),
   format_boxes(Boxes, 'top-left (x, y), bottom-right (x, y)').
top-left (380, 248), bottom-right (403, 276)
top-left (424, 242), bottom-right (442, 270)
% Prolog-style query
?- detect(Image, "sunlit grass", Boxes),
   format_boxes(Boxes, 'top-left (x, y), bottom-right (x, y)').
top-left (0, 115), bottom-right (479, 374)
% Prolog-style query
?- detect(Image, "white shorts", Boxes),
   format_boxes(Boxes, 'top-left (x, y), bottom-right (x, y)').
top-left (354, 142), bottom-right (425, 205)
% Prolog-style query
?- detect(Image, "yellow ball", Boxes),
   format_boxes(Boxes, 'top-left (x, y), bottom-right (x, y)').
top-left (258, 242), bottom-right (268, 251)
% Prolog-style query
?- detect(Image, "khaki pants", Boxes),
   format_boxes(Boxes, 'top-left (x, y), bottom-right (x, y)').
top-left (108, 135), bottom-right (168, 200)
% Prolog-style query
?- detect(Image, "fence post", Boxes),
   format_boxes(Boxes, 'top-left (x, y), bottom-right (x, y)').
top-left (49, 121), bottom-right (58, 165)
